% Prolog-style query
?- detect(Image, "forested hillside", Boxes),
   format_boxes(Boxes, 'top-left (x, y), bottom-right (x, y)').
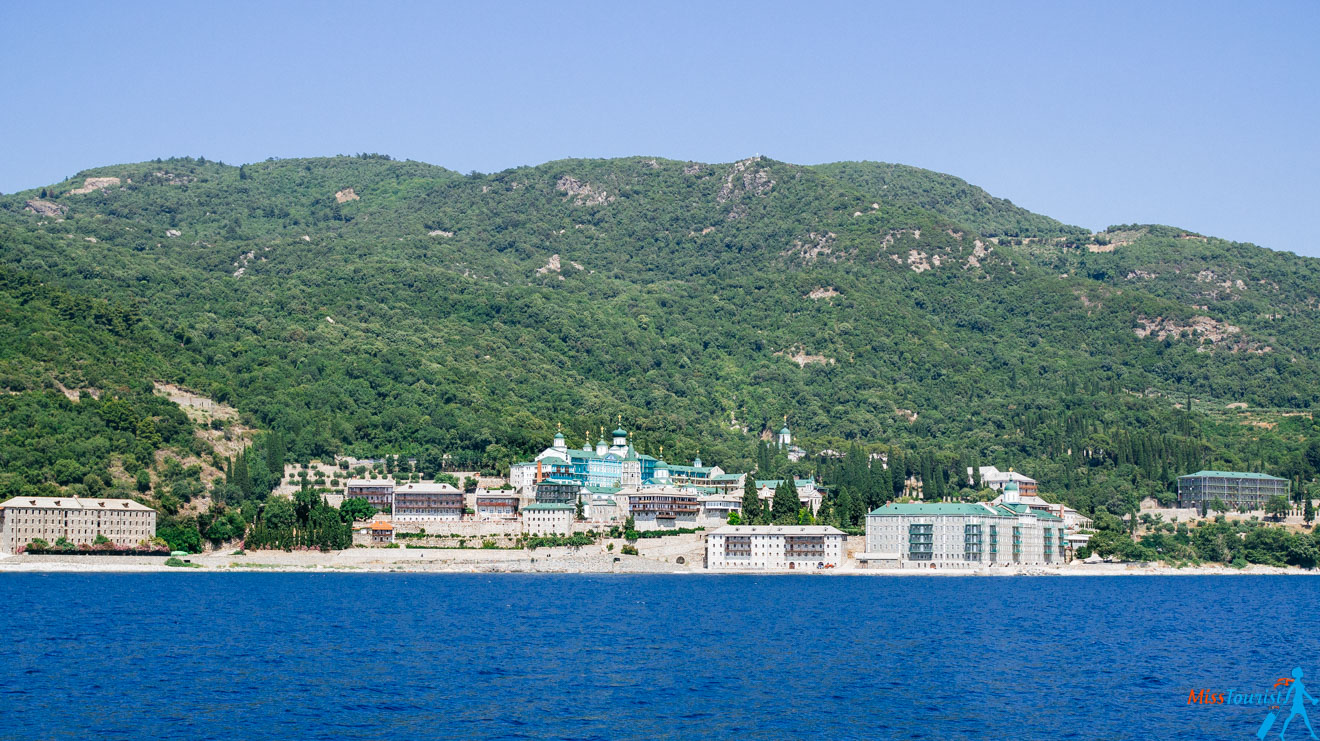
top-left (2, 153), bottom-right (1318, 528)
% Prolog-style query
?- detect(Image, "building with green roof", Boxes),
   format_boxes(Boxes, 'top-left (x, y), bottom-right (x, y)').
top-left (864, 500), bottom-right (1068, 569)
top-left (1177, 471), bottom-right (1289, 510)
top-left (509, 425), bottom-right (742, 500)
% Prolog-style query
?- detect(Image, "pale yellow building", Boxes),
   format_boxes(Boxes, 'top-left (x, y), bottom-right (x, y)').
top-left (0, 496), bottom-right (157, 554)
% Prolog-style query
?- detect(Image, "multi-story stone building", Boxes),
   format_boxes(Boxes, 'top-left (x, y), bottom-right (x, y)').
top-left (697, 494), bottom-right (742, 527)
top-left (864, 498), bottom-right (1067, 569)
top-left (344, 479), bottom-right (395, 517)
top-left (1177, 470), bottom-right (1290, 511)
top-left (393, 482), bottom-right (465, 521)
top-left (665, 456), bottom-right (728, 490)
top-left (705, 525), bottom-right (846, 570)
top-left (0, 496), bottom-right (157, 554)
top-left (522, 503), bottom-right (575, 536)
top-left (627, 487), bottom-right (700, 531)
top-left (475, 492), bottom-right (520, 520)
top-left (533, 475), bottom-right (582, 506)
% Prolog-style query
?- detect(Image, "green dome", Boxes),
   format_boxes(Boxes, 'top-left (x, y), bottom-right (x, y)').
top-left (779, 426), bottom-right (791, 435)
top-left (613, 427), bottom-right (627, 436)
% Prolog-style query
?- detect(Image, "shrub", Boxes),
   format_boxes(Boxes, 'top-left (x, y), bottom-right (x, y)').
top-left (621, 545), bottom-right (639, 556)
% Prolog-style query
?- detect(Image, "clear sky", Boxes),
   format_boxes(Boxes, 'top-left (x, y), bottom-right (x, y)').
top-left (2, 1), bottom-right (1317, 255)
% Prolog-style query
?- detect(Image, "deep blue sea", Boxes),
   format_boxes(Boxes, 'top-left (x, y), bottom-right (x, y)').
top-left (1, 574), bottom-right (1317, 740)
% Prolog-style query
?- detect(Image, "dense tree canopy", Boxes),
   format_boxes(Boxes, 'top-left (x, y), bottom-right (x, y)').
top-left (1, 153), bottom-right (1318, 535)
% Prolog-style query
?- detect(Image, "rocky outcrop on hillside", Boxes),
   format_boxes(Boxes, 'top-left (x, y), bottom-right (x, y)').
top-left (555, 176), bottom-right (613, 206)
top-left (69, 177), bottom-right (121, 194)
top-left (24, 199), bottom-right (66, 217)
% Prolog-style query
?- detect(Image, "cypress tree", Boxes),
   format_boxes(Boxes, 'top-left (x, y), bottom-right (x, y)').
top-left (891, 450), bottom-right (905, 498)
top-left (851, 488), bottom-right (868, 525)
top-left (1305, 497), bottom-right (1314, 526)
top-left (233, 453), bottom-right (252, 499)
top-left (771, 479), bottom-right (799, 524)
top-left (816, 495), bottom-right (834, 527)
top-left (871, 463), bottom-right (892, 509)
top-left (266, 432), bottom-right (286, 479)
top-left (742, 475), bottom-right (763, 524)
top-left (835, 487), bottom-right (855, 527)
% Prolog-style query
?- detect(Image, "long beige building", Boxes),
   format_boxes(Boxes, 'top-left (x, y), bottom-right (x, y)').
top-left (0, 496), bottom-right (157, 554)
top-left (706, 525), bottom-right (847, 570)
top-left (393, 482), bottom-right (465, 521)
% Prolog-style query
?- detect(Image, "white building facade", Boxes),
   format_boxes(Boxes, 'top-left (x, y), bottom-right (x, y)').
top-left (706, 525), bottom-right (846, 570)
top-left (865, 501), bottom-right (1066, 569)
top-left (974, 466), bottom-right (1038, 496)
top-left (475, 492), bottom-right (520, 520)
top-left (522, 503), bottom-right (575, 536)
top-left (697, 495), bottom-right (742, 527)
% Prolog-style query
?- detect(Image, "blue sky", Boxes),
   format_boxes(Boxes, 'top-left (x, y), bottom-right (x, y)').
top-left (2, 1), bottom-right (1316, 255)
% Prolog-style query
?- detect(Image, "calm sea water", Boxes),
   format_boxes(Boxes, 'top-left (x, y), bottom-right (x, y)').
top-left (1, 574), bottom-right (1316, 740)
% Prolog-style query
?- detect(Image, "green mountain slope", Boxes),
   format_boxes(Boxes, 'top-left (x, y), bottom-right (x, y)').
top-left (2, 154), bottom-right (1318, 512)
top-left (811, 160), bottom-right (1087, 239)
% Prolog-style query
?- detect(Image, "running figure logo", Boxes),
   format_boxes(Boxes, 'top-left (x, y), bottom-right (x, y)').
top-left (1259, 668), bottom-right (1319, 739)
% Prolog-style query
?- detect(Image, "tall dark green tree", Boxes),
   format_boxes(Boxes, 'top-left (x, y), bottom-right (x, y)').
top-left (741, 475), bottom-right (763, 525)
top-left (890, 450), bottom-right (906, 499)
top-left (231, 452), bottom-right (252, 499)
top-left (265, 432), bottom-right (286, 480)
top-left (835, 487), bottom-right (856, 528)
top-left (771, 478), bottom-right (799, 524)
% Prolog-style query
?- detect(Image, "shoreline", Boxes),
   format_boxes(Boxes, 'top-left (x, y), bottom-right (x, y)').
top-left (1, 550), bottom-right (1315, 576)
